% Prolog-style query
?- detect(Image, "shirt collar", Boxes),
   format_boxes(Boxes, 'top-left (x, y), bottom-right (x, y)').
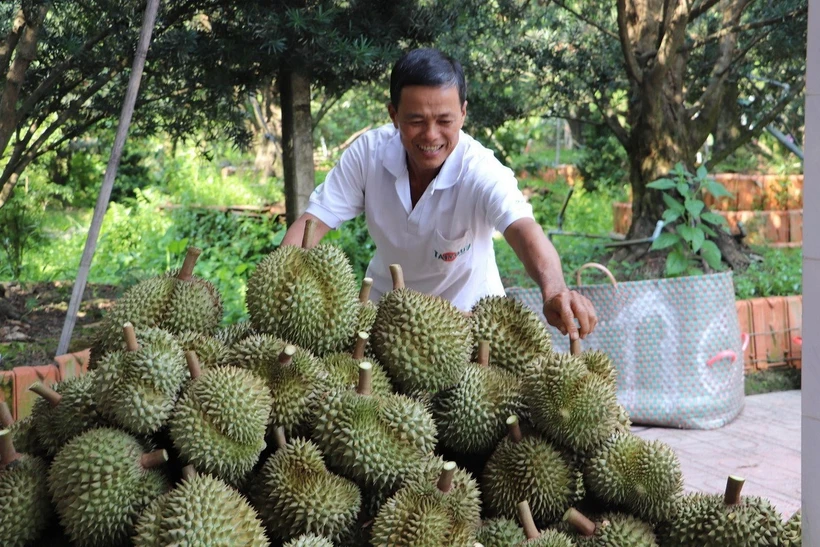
top-left (383, 127), bottom-right (466, 190)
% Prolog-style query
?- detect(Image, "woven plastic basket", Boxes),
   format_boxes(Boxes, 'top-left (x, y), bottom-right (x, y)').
top-left (506, 266), bottom-right (744, 429)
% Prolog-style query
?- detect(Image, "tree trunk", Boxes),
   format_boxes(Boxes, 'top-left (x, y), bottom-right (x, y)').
top-left (249, 83), bottom-right (282, 181)
top-left (279, 66), bottom-right (314, 227)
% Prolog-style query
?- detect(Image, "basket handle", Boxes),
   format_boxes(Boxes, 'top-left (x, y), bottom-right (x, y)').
top-left (706, 333), bottom-right (750, 367)
top-left (575, 262), bottom-right (618, 287)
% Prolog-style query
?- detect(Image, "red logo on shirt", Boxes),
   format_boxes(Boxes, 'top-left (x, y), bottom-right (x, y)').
top-left (434, 244), bottom-right (471, 262)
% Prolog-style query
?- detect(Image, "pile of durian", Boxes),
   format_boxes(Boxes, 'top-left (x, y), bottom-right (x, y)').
top-left (0, 222), bottom-right (802, 546)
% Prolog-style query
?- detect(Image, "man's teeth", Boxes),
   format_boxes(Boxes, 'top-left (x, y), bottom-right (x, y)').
top-left (418, 145), bottom-right (442, 152)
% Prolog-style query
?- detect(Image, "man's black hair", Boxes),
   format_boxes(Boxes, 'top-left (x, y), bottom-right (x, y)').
top-left (389, 48), bottom-right (466, 108)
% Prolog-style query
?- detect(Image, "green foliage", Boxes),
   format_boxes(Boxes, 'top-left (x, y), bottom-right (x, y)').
top-left (576, 126), bottom-right (629, 192)
top-left (648, 164), bottom-right (732, 277)
top-left (734, 247), bottom-right (802, 300)
top-left (324, 215), bottom-right (375, 282)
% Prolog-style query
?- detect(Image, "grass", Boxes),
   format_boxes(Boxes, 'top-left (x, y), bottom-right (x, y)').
top-left (745, 368), bottom-right (801, 395)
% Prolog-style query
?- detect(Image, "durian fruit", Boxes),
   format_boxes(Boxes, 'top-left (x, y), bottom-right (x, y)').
top-left (91, 247), bottom-right (223, 363)
top-left (0, 429), bottom-right (53, 547)
top-left (584, 432), bottom-right (682, 522)
top-left (782, 510), bottom-right (801, 546)
top-left (228, 334), bottom-right (331, 436)
top-left (372, 264), bottom-right (473, 394)
top-left (523, 352), bottom-right (620, 454)
top-left (28, 373), bottom-right (103, 456)
top-left (175, 330), bottom-right (228, 368)
top-left (657, 475), bottom-right (784, 546)
top-left (475, 518), bottom-right (526, 546)
top-left (515, 501), bottom-right (575, 547)
top-left (353, 277), bottom-right (378, 338)
top-left (284, 535), bottom-right (335, 547)
top-left (313, 362), bottom-right (437, 493)
top-left (578, 350), bottom-right (618, 386)
top-left (370, 458), bottom-right (482, 546)
top-left (564, 508), bottom-right (658, 546)
top-left (246, 219), bottom-right (359, 356)
top-left (432, 340), bottom-right (524, 454)
top-left (95, 324), bottom-right (187, 435)
top-left (252, 427), bottom-right (361, 543)
top-left (469, 295), bottom-right (552, 377)
top-left (0, 402), bottom-right (43, 457)
top-left (170, 352), bottom-right (272, 485)
top-left (482, 416), bottom-right (583, 527)
top-left (215, 320), bottom-right (256, 347)
top-left (324, 331), bottom-right (393, 397)
top-left (47, 427), bottom-right (170, 547)
top-left (133, 465), bottom-right (269, 547)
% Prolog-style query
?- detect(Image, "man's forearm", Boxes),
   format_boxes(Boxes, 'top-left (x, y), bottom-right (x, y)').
top-left (503, 218), bottom-right (567, 303)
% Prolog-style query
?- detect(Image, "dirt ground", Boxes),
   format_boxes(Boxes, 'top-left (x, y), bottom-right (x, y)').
top-left (0, 282), bottom-right (121, 370)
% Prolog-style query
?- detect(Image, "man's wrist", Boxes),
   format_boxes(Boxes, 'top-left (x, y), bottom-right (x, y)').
top-left (541, 282), bottom-right (569, 305)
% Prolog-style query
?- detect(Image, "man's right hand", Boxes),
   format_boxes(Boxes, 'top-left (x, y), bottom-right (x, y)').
top-left (280, 213), bottom-right (332, 247)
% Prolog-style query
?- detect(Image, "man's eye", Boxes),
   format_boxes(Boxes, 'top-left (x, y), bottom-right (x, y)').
top-left (440, 120), bottom-right (452, 125)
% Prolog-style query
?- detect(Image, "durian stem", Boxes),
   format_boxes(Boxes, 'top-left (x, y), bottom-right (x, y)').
top-left (140, 449), bottom-right (169, 469)
top-left (278, 345), bottom-right (296, 366)
top-left (517, 500), bottom-right (540, 540)
top-left (185, 351), bottom-right (202, 380)
top-left (437, 461), bottom-right (457, 493)
top-left (123, 322), bottom-right (139, 351)
top-left (181, 465), bottom-right (197, 480)
top-left (178, 247), bottom-right (202, 281)
top-left (724, 475), bottom-right (745, 505)
top-left (352, 331), bottom-right (369, 359)
top-left (302, 219), bottom-right (317, 249)
top-left (359, 277), bottom-right (373, 303)
top-left (0, 430), bottom-right (21, 466)
top-left (506, 415), bottom-right (523, 443)
top-left (389, 264), bottom-right (405, 289)
top-left (273, 426), bottom-right (287, 449)
top-left (29, 382), bottom-right (62, 407)
top-left (477, 340), bottom-right (490, 366)
top-left (357, 362), bottom-right (373, 396)
top-left (0, 402), bottom-right (14, 427)
top-left (563, 508), bottom-right (596, 537)
top-left (570, 339), bottom-right (582, 356)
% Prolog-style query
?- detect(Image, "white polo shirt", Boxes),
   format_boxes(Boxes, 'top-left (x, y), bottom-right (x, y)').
top-left (305, 123), bottom-right (534, 311)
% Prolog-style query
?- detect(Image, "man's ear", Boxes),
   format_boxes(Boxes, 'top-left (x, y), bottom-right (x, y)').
top-left (387, 103), bottom-right (398, 128)
top-left (461, 100), bottom-right (468, 119)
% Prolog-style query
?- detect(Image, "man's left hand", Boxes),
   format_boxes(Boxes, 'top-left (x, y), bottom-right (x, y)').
top-left (543, 289), bottom-right (598, 341)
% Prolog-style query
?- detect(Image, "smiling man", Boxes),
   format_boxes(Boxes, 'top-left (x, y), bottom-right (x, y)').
top-left (281, 48), bottom-right (597, 341)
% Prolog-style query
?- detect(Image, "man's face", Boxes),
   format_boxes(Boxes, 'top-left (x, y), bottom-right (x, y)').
top-left (388, 85), bottom-right (467, 179)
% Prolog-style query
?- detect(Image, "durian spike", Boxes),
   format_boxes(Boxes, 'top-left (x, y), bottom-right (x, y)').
top-left (0, 429), bottom-right (21, 466)
top-left (506, 415), bottom-right (523, 444)
top-left (302, 219), bottom-right (317, 249)
top-left (178, 247), bottom-right (202, 281)
top-left (181, 464), bottom-right (198, 481)
top-left (516, 500), bottom-right (540, 540)
top-left (474, 544), bottom-right (485, 547)
top-left (352, 331), bottom-right (369, 359)
top-left (29, 382), bottom-right (62, 407)
top-left (278, 345), bottom-right (296, 366)
top-left (273, 426), bottom-right (287, 450)
top-left (140, 449), bottom-right (169, 469)
top-left (123, 322), bottom-right (139, 351)
top-left (185, 351), bottom-right (202, 380)
top-left (437, 461), bottom-right (457, 493)
top-left (359, 277), bottom-right (373, 303)
top-left (563, 507), bottom-right (596, 537)
top-left (0, 402), bottom-right (12, 428)
top-left (477, 340), bottom-right (490, 366)
top-left (357, 362), bottom-right (373, 396)
top-left (570, 339), bottom-right (582, 356)
top-left (724, 475), bottom-right (745, 505)
top-left (389, 264), bottom-right (405, 289)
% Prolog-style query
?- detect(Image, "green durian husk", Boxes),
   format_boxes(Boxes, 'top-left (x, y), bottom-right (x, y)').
top-left (134, 472), bottom-right (269, 547)
top-left (162, 270), bottom-right (223, 335)
top-left (253, 437), bottom-right (361, 542)
top-left (227, 334), bottom-right (331, 437)
top-left (585, 432), bottom-right (682, 522)
top-left (370, 457), bottom-right (482, 547)
top-left (0, 454), bottom-right (53, 547)
top-left (283, 534), bottom-right (335, 547)
top-left (7, 415), bottom-right (46, 458)
top-left (482, 433), bottom-right (584, 527)
top-left (47, 427), bottom-right (170, 547)
top-left (523, 352), bottom-right (620, 454)
top-left (657, 492), bottom-right (784, 546)
top-left (579, 350), bottom-right (618, 387)
top-left (521, 529), bottom-right (576, 547)
top-left (247, 244), bottom-right (359, 356)
top-left (470, 295), bottom-right (553, 377)
top-left (170, 366), bottom-right (272, 486)
top-left (782, 509), bottom-right (801, 546)
top-left (323, 352), bottom-right (393, 397)
top-left (476, 518), bottom-right (527, 546)
top-left (576, 512), bottom-right (658, 546)
top-left (94, 328), bottom-right (187, 435)
top-left (312, 389), bottom-right (437, 492)
top-left (175, 330), bottom-right (229, 368)
top-left (431, 363), bottom-right (524, 454)
top-left (214, 320), bottom-right (256, 347)
top-left (30, 371), bottom-right (104, 456)
top-left (372, 288), bottom-right (473, 394)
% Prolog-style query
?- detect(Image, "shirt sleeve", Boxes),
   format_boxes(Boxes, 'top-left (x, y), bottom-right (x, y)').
top-left (479, 162), bottom-right (534, 234)
top-left (304, 135), bottom-right (367, 229)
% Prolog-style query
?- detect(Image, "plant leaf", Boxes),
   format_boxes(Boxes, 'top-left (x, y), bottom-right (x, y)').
top-left (648, 178), bottom-right (676, 190)
top-left (663, 193), bottom-right (685, 213)
top-left (685, 199), bottom-right (705, 217)
top-left (691, 227), bottom-right (706, 252)
top-left (662, 209), bottom-right (681, 224)
top-left (666, 248), bottom-right (689, 276)
top-left (701, 211), bottom-right (727, 226)
top-left (676, 182), bottom-right (690, 197)
top-left (696, 165), bottom-right (708, 180)
top-left (700, 223), bottom-right (718, 237)
top-left (705, 179), bottom-right (734, 198)
top-left (700, 240), bottom-right (723, 270)
top-left (678, 225), bottom-right (696, 243)
top-left (651, 232), bottom-right (681, 250)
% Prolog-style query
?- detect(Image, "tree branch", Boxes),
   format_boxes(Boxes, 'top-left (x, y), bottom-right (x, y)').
top-left (554, 0), bottom-right (620, 40)
top-left (0, 8), bottom-right (26, 77)
top-left (591, 92), bottom-right (630, 147)
top-left (650, 0), bottom-right (690, 84)
top-left (312, 92), bottom-right (343, 130)
top-left (689, 0), bottom-right (722, 21)
top-left (682, 5), bottom-right (807, 52)
top-left (616, 0), bottom-right (643, 84)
